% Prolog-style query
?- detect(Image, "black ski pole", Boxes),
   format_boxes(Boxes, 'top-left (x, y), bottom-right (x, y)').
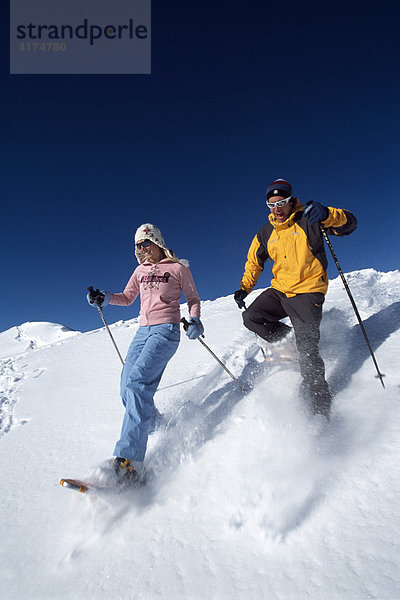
top-left (180, 318), bottom-right (248, 392)
top-left (88, 287), bottom-right (125, 367)
top-left (320, 225), bottom-right (385, 388)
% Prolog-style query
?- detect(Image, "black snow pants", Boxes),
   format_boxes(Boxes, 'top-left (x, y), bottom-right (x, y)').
top-left (242, 288), bottom-right (331, 416)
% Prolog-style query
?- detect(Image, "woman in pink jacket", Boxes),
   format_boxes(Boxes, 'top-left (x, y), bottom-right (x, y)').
top-left (87, 223), bottom-right (203, 485)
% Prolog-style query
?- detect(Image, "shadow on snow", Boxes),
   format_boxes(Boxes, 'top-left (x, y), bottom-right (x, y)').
top-left (324, 301), bottom-right (400, 396)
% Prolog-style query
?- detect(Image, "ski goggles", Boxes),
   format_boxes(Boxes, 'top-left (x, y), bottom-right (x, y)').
top-left (266, 196), bottom-right (292, 209)
top-left (136, 239), bottom-right (152, 250)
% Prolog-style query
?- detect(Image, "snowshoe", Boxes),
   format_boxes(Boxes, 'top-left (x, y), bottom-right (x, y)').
top-left (256, 334), bottom-right (298, 364)
top-left (60, 457), bottom-right (144, 494)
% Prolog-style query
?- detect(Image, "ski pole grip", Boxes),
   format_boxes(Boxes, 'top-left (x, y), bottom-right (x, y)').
top-left (180, 317), bottom-right (205, 339)
top-left (180, 317), bottom-right (190, 332)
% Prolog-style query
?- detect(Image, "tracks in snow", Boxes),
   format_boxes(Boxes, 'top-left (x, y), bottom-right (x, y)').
top-left (0, 356), bottom-right (44, 438)
top-left (0, 357), bottom-right (25, 437)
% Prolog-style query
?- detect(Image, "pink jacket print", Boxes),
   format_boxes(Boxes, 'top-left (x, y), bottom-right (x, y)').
top-left (109, 259), bottom-right (201, 326)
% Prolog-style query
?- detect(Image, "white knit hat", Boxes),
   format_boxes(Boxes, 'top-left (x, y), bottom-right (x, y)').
top-left (134, 223), bottom-right (176, 263)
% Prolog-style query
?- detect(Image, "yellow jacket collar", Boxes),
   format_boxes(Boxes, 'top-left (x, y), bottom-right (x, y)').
top-left (268, 198), bottom-right (305, 230)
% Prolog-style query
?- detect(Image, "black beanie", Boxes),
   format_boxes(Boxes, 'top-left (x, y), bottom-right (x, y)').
top-left (266, 179), bottom-right (292, 200)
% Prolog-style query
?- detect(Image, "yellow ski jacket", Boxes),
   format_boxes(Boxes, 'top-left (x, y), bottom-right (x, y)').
top-left (240, 200), bottom-right (357, 297)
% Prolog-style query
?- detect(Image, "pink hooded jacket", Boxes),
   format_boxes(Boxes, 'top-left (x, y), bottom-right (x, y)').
top-left (110, 258), bottom-right (201, 326)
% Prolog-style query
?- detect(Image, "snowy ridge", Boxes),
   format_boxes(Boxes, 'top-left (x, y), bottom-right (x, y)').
top-left (0, 322), bottom-right (79, 436)
top-left (0, 321), bottom-right (80, 359)
top-left (0, 269), bottom-right (400, 599)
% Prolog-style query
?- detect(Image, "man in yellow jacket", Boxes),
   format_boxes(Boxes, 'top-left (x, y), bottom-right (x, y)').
top-left (234, 178), bottom-right (357, 417)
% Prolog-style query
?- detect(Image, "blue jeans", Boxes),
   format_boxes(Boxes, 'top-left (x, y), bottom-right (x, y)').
top-left (113, 323), bottom-right (180, 461)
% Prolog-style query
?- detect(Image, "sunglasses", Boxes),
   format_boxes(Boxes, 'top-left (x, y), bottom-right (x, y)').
top-left (266, 196), bottom-right (292, 209)
top-left (136, 239), bottom-right (152, 250)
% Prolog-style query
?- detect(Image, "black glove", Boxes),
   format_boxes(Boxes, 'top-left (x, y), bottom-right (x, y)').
top-left (234, 289), bottom-right (248, 309)
top-left (87, 286), bottom-right (105, 307)
top-left (304, 201), bottom-right (329, 225)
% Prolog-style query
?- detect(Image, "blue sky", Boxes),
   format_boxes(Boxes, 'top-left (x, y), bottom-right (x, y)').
top-left (2, 1), bottom-right (400, 333)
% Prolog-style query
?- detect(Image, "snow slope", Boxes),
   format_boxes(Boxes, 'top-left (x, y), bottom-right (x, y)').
top-left (0, 321), bottom-right (79, 359)
top-left (0, 269), bottom-right (399, 600)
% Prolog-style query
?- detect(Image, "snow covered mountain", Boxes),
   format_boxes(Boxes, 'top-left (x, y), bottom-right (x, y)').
top-left (0, 321), bottom-right (79, 360)
top-left (1, 269), bottom-right (399, 600)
